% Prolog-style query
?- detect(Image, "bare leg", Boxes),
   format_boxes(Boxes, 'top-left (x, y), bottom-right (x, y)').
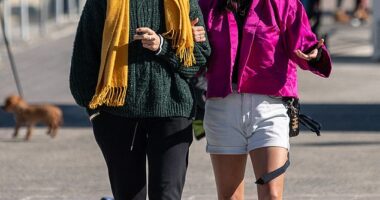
top-left (210, 154), bottom-right (247, 200)
top-left (354, 0), bottom-right (369, 21)
top-left (250, 147), bottom-right (288, 200)
top-left (335, 0), bottom-right (350, 23)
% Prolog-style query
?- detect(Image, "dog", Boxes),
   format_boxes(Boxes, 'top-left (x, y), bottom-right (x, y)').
top-left (1, 95), bottom-right (63, 141)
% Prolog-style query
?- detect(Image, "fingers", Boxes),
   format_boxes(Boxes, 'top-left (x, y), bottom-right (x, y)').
top-left (136, 27), bottom-right (155, 35)
top-left (296, 38), bottom-right (324, 61)
top-left (194, 37), bottom-right (206, 42)
top-left (317, 38), bottom-right (324, 48)
top-left (192, 27), bottom-right (206, 34)
top-left (141, 40), bottom-right (160, 51)
top-left (142, 43), bottom-right (156, 50)
top-left (141, 39), bottom-right (155, 46)
top-left (193, 32), bottom-right (206, 42)
top-left (134, 27), bottom-right (160, 51)
top-left (192, 25), bottom-right (206, 42)
top-left (134, 27), bottom-right (157, 41)
top-left (194, 35), bottom-right (206, 42)
top-left (295, 49), bottom-right (311, 61)
top-left (308, 49), bottom-right (318, 59)
top-left (191, 18), bottom-right (199, 26)
top-left (133, 33), bottom-right (156, 41)
top-left (192, 29), bottom-right (206, 41)
top-left (191, 17), bottom-right (206, 42)
top-left (295, 49), bottom-right (318, 61)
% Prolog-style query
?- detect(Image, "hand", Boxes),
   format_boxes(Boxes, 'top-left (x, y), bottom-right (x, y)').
top-left (191, 18), bottom-right (206, 42)
top-left (134, 27), bottom-right (161, 52)
top-left (295, 39), bottom-right (324, 61)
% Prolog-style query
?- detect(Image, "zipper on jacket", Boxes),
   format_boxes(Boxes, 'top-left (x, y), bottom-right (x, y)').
top-left (130, 122), bottom-right (139, 151)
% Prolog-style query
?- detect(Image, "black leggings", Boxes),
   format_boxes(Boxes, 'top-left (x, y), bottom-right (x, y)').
top-left (91, 112), bottom-right (193, 200)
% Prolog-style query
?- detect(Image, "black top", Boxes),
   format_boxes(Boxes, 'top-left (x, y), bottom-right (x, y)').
top-left (230, 0), bottom-right (252, 83)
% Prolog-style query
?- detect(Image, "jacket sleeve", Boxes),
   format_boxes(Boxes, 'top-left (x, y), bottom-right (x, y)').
top-left (285, 0), bottom-right (332, 78)
top-left (69, 0), bottom-right (106, 109)
top-left (156, 0), bottom-right (211, 78)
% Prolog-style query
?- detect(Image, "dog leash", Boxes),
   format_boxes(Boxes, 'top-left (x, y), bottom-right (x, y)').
top-left (0, 1), bottom-right (24, 98)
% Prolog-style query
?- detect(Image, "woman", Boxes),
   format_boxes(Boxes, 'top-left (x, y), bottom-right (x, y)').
top-left (300, 0), bottom-right (321, 35)
top-left (335, 0), bottom-right (369, 24)
top-left (69, 0), bottom-right (210, 199)
top-left (197, 0), bottom-right (332, 199)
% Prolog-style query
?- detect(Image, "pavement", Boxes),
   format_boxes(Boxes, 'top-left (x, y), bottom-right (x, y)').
top-left (0, 1), bottom-right (380, 200)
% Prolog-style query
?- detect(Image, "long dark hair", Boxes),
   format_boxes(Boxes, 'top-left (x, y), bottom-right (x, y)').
top-left (217, 0), bottom-right (228, 12)
top-left (218, 0), bottom-right (252, 14)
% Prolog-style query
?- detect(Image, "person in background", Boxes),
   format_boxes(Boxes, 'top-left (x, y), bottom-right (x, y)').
top-left (335, 0), bottom-right (370, 25)
top-left (352, 0), bottom-right (369, 25)
top-left (335, 0), bottom-right (351, 23)
top-left (301, 0), bottom-right (321, 35)
top-left (69, 0), bottom-right (210, 199)
top-left (197, 0), bottom-right (332, 199)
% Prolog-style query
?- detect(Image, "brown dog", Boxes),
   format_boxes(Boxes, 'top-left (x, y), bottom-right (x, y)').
top-left (2, 95), bottom-right (63, 141)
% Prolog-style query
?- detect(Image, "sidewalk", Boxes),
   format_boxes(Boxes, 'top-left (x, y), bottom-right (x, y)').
top-left (0, 1), bottom-right (380, 200)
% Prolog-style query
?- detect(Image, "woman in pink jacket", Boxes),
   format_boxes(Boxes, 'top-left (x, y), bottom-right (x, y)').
top-left (195, 0), bottom-right (332, 199)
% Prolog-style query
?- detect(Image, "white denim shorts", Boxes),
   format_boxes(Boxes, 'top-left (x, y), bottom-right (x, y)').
top-left (204, 92), bottom-right (290, 154)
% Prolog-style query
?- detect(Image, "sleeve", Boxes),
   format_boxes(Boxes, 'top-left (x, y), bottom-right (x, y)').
top-left (285, 1), bottom-right (332, 78)
top-left (155, 0), bottom-right (211, 78)
top-left (69, 0), bottom-right (106, 111)
top-left (198, 0), bottom-right (214, 26)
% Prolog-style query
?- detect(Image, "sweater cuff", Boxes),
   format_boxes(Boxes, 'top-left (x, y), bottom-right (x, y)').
top-left (156, 36), bottom-right (172, 57)
top-left (155, 34), bottom-right (164, 55)
top-left (86, 107), bottom-right (100, 117)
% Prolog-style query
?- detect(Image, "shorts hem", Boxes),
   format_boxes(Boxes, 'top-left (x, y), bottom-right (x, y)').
top-left (247, 141), bottom-right (290, 152)
top-left (206, 144), bottom-right (247, 155)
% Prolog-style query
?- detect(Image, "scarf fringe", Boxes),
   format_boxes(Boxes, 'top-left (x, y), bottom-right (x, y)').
top-left (163, 30), bottom-right (196, 67)
top-left (89, 86), bottom-right (127, 109)
top-left (179, 46), bottom-right (196, 67)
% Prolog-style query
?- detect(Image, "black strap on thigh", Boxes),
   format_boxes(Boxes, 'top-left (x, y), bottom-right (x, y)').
top-left (255, 159), bottom-right (290, 185)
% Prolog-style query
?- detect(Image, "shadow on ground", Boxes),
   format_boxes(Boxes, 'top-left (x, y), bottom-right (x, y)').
top-left (0, 104), bottom-right (380, 132)
top-left (300, 104), bottom-right (380, 132)
top-left (331, 56), bottom-right (376, 64)
top-left (293, 141), bottom-right (380, 147)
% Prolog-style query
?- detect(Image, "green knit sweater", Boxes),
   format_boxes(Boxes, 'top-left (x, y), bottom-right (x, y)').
top-left (70, 0), bottom-right (210, 118)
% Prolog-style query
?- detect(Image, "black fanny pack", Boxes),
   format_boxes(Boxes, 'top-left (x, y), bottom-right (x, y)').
top-left (282, 97), bottom-right (321, 137)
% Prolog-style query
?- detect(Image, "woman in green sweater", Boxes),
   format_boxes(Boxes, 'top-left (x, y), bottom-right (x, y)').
top-left (69, 0), bottom-right (210, 199)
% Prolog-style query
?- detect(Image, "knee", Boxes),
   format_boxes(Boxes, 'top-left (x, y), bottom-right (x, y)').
top-left (268, 191), bottom-right (282, 200)
top-left (219, 194), bottom-right (243, 200)
top-left (258, 188), bottom-right (283, 200)
top-left (259, 185), bottom-right (282, 200)
top-left (218, 190), bottom-right (244, 200)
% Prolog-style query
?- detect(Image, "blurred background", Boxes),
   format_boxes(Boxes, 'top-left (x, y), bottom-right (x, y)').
top-left (0, 0), bottom-right (379, 199)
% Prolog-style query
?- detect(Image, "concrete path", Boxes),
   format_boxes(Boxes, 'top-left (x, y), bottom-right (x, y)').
top-left (0, 1), bottom-right (379, 199)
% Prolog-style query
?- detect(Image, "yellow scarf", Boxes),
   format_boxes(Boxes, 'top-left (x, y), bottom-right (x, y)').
top-left (89, 0), bottom-right (195, 109)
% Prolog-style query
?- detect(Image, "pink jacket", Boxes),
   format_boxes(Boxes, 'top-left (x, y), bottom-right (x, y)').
top-left (199, 0), bottom-right (332, 98)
